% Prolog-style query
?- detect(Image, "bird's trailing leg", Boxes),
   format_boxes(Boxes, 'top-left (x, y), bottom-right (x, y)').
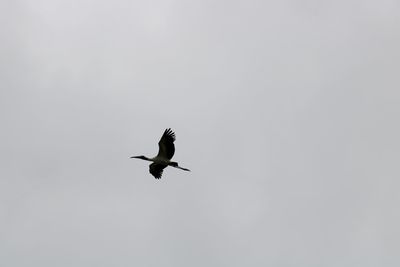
top-left (176, 166), bottom-right (190, 171)
top-left (168, 162), bottom-right (190, 172)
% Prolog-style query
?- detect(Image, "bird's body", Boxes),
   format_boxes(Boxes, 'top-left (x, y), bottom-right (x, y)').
top-left (131, 128), bottom-right (190, 179)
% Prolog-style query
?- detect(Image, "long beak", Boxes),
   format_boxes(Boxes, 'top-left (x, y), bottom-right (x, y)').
top-left (130, 155), bottom-right (151, 161)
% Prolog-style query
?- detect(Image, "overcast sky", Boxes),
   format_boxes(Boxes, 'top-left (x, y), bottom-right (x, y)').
top-left (1, 0), bottom-right (400, 266)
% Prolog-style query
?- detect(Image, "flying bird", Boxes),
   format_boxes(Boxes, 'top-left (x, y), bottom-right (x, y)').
top-left (130, 128), bottom-right (190, 179)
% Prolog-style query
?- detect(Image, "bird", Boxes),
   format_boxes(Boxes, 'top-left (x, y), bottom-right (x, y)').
top-left (130, 128), bottom-right (190, 179)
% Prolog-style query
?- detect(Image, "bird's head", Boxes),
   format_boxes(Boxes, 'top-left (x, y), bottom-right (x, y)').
top-left (130, 155), bottom-right (150, 161)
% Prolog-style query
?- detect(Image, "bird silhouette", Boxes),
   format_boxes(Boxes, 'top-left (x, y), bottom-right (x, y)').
top-left (130, 128), bottom-right (190, 179)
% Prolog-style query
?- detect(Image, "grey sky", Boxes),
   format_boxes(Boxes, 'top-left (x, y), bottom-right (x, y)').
top-left (1, 0), bottom-right (399, 266)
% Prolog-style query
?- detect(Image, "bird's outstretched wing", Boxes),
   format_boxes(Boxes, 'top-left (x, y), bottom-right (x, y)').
top-left (157, 128), bottom-right (176, 160)
top-left (149, 163), bottom-right (165, 179)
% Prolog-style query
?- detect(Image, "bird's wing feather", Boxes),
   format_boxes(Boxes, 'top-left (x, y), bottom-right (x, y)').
top-left (157, 128), bottom-right (175, 160)
top-left (149, 163), bottom-right (165, 179)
